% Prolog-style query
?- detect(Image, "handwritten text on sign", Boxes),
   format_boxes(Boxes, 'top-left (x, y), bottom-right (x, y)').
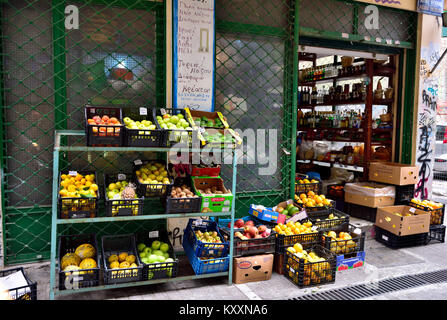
top-left (173, 0), bottom-right (215, 111)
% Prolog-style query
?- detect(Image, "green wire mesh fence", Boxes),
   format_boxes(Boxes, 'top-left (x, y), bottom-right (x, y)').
top-left (0, 0), bottom-right (417, 265)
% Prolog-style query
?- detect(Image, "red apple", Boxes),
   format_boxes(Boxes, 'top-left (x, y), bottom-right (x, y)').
top-left (247, 226), bottom-right (259, 238)
top-left (228, 222), bottom-right (231, 228)
top-left (261, 231), bottom-right (270, 238)
top-left (245, 220), bottom-right (255, 227)
top-left (235, 231), bottom-right (243, 238)
top-left (257, 225), bottom-right (267, 233)
top-left (235, 219), bottom-right (245, 228)
top-left (244, 232), bottom-right (252, 239)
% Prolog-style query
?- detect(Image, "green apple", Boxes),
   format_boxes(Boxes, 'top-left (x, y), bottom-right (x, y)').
top-left (143, 247), bottom-right (152, 255)
top-left (151, 240), bottom-right (161, 250)
top-left (160, 243), bottom-right (170, 253)
top-left (163, 252), bottom-right (170, 259)
top-left (139, 252), bottom-right (147, 259)
top-left (137, 243), bottom-right (146, 252)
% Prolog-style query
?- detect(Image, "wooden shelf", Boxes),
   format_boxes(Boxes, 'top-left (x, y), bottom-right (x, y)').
top-left (298, 98), bottom-right (394, 109)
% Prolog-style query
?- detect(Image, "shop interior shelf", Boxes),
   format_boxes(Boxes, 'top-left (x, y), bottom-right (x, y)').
top-left (297, 159), bottom-right (364, 172)
top-left (298, 98), bottom-right (394, 108)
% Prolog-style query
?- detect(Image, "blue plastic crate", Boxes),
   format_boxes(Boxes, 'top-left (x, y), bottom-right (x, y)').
top-left (185, 218), bottom-right (229, 258)
top-left (183, 233), bottom-right (229, 275)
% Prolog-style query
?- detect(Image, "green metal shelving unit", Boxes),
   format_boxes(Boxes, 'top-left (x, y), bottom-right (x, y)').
top-left (49, 130), bottom-right (238, 300)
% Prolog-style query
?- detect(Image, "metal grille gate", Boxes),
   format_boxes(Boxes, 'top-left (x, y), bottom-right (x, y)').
top-left (0, 0), bottom-right (417, 265)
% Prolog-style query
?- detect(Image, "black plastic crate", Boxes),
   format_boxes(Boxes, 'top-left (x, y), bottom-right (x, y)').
top-left (133, 159), bottom-right (174, 198)
top-left (135, 230), bottom-right (179, 280)
top-left (394, 185), bottom-right (415, 205)
top-left (104, 173), bottom-right (144, 217)
top-left (185, 218), bottom-right (229, 258)
top-left (0, 267), bottom-right (37, 300)
top-left (427, 224), bottom-right (446, 244)
top-left (220, 225), bottom-right (276, 257)
top-left (165, 177), bottom-right (202, 214)
top-left (344, 202), bottom-right (377, 222)
top-left (153, 108), bottom-right (197, 147)
top-left (320, 224), bottom-right (365, 256)
top-left (295, 173), bottom-right (323, 195)
top-left (275, 224), bottom-right (321, 254)
top-left (85, 105), bottom-right (124, 146)
top-left (122, 106), bottom-right (167, 147)
top-left (284, 245), bottom-right (336, 288)
top-left (57, 171), bottom-right (99, 219)
top-left (408, 201), bottom-right (445, 225)
top-left (374, 226), bottom-right (429, 249)
top-left (101, 234), bottom-right (144, 285)
top-left (306, 208), bottom-right (350, 231)
top-left (327, 184), bottom-right (345, 201)
top-left (58, 233), bottom-right (100, 290)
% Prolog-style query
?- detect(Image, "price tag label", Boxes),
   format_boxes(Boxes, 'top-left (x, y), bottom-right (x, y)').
top-left (386, 39), bottom-right (392, 45)
top-left (364, 36), bottom-right (371, 41)
top-left (90, 108), bottom-right (95, 114)
top-left (149, 231), bottom-right (159, 238)
top-left (69, 171), bottom-right (78, 176)
top-left (117, 174), bottom-right (126, 181)
top-left (134, 159), bottom-right (143, 166)
top-left (286, 210), bottom-right (308, 224)
top-left (341, 33), bottom-right (349, 39)
top-left (160, 108), bottom-right (167, 115)
top-left (409, 207), bottom-right (416, 213)
top-left (139, 107), bottom-right (147, 116)
top-left (353, 228), bottom-right (362, 235)
top-left (311, 226), bottom-right (319, 232)
top-left (382, 235), bottom-right (389, 241)
top-left (375, 37), bottom-right (382, 43)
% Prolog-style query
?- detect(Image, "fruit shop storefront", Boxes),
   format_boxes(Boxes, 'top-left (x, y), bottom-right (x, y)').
top-left (0, 0), bottom-right (444, 300)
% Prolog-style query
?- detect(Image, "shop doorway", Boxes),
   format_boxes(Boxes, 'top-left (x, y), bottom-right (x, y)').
top-left (295, 43), bottom-right (403, 193)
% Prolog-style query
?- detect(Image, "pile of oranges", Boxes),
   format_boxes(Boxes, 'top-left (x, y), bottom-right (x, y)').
top-left (295, 191), bottom-right (332, 208)
top-left (274, 220), bottom-right (316, 236)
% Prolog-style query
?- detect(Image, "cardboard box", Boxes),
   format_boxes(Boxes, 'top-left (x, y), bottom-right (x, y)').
top-left (233, 254), bottom-right (273, 284)
top-left (248, 203), bottom-right (287, 224)
top-left (192, 177), bottom-right (233, 213)
top-left (369, 162), bottom-right (419, 185)
top-left (375, 205), bottom-right (430, 236)
top-left (344, 182), bottom-right (395, 208)
top-left (336, 251), bottom-right (365, 271)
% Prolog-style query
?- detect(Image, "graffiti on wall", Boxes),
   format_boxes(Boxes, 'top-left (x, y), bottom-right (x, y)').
top-left (415, 42), bottom-right (440, 199)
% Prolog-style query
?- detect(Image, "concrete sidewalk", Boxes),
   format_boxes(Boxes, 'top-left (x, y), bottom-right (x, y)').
top-left (4, 218), bottom-right (447, 300)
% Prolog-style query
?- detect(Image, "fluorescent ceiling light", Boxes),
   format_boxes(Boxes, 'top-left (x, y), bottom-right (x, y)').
top-left (299, 45), bottom-right (389, 61)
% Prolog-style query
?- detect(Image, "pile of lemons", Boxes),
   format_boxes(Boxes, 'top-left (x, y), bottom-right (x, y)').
top-left (59, 173), bottom-right (98, 198)
top-left (274, 220), bottom-right (316, 236)
top-left (135, 162), bottom-right (171, 185)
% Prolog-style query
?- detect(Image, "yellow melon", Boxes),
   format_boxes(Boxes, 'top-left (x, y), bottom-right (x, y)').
top-left (63, 265), bottom-right (81, 276)
top-left (79, 258), bottom-right (97, 269)
top-left (75, 243), bottom-right (96, 260)
top-left (118, 252), bottom-right (128, 262)
top-left (61, 253), bottom-right (81, 270)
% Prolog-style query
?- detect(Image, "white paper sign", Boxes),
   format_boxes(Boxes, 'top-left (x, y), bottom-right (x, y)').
top-left (173, 0), bottom-right (215, 112)
top-left (149, 231), bottom-right (159, 239)
top-left (139, 107), bottom-right (147, 116)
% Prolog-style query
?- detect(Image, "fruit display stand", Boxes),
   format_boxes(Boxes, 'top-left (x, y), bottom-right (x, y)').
top-left (49, 130), bottom-right (238, 300)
